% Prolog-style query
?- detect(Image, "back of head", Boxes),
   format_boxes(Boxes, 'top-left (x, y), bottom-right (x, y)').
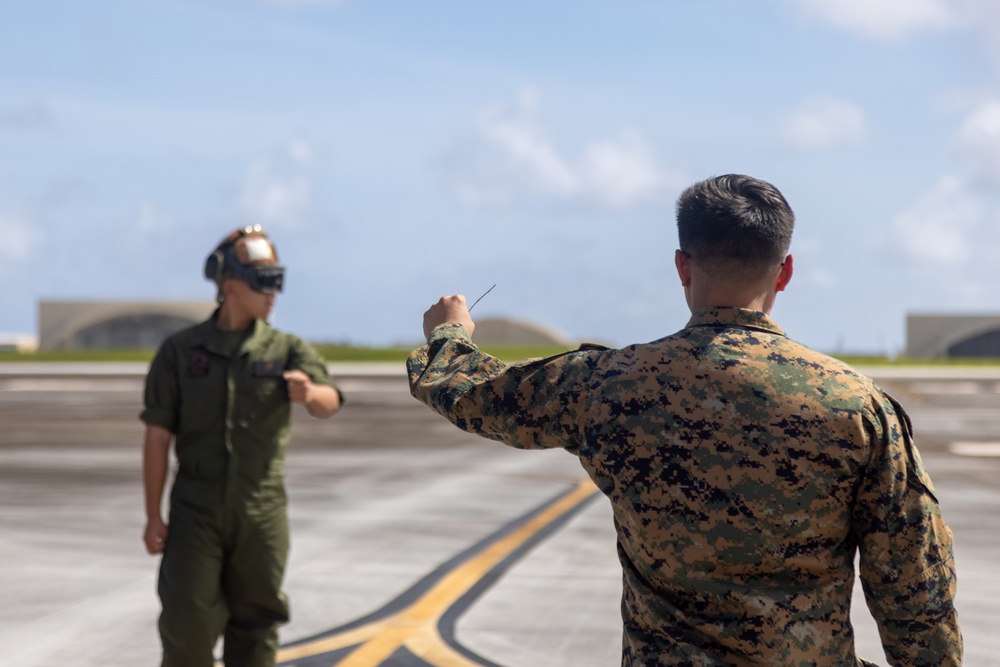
top-left (676, 174), bottom-right (794, 280)
top-left (204, 225), bottom-right (285, 300)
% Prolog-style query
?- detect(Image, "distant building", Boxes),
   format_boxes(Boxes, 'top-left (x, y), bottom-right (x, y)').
top-left (471, 318), bottom-right (572, 347)
top-left (906, 314), bottom-right (1000, 358)
top-left (38, 300), bottom-right (215, 351)
top-left (0, 333), bottom-right (39, 353)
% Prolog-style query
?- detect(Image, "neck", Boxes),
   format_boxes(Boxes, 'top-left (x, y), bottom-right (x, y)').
top-left (676, 250), bottom-right (791, 317)
top-left (685, 284), bottom-right (776, 314)
top-left (215, 302), bottom-right (254, 332)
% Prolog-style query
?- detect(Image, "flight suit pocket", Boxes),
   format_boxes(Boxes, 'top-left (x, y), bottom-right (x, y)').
top-left (250, 360), bottom-right (286, 403)
top-left (251, 376), bottom-right (282, 401)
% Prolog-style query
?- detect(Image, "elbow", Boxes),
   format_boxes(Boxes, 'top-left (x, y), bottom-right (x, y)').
top-left (307, 387), bottom-right (342, 419)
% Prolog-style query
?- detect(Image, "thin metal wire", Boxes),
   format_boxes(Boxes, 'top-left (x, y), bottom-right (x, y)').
top-left (468, 284), bottom-right (496, 312)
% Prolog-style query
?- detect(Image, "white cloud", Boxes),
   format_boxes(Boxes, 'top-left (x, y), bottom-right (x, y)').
top-left (955, 99), bottom-right (1000, 187)
top-left (239, 159), bottom-right (311, 228)
top-left (472, 89), bottom-right (579, 200)
top-left (288, 138), bottom-right (313, 163)
top-left (136, 199), bottom-right (173, 234)
top-left (782, 97), bottom-right (868, 151)
top-left (789, 0), bottom-right (1000, 71)
top-left (579, 131), bottom-right (673, 208)
top-left (890, 176), bottom-right (983, 264)
top-left (0, 211), bottom-right (43, 262)
top-left (939, 0), bottom-right (1000, 65)
top-left (120, 200), bottom-right (177, 261)
top-left (451, 90), bottom-right (681, 209)
top-left (788, 237), bottom-right (835, 287)
top-left (789, 0), bottom-right (957, 40)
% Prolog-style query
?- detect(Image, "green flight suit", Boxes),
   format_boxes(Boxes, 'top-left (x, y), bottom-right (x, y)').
top-left (141, 312), bottom-right (337, 667)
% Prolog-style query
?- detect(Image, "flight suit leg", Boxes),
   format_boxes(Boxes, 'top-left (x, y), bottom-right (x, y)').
top-left (158, 499), bottom-right (228, 667)
top-left (221, 501), bottom-right (290, 667)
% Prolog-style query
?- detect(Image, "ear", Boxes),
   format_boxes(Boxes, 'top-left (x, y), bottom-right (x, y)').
top-left (775, 254), bottom-right (793, 292)
top-left (675, 249), bottom-right (692, 287)
top-left (220, 277), bottom-right (239, 298)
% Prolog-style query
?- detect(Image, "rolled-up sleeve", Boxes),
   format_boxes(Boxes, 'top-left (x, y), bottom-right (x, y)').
top-left (288, 335), bottom-right (344, 406)
top-left (140, 343), bottom-right (180, 433)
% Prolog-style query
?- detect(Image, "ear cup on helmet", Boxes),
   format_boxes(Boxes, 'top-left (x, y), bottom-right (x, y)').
top-left (203, 248), bottom-right (228, 284)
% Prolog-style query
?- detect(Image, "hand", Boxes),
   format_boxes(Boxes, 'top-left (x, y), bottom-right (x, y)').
top-left (423, 295), bottom-right (475, 340)
top-left (283, 369), bottom-right (314, 405)
top-left (144, 517), bottom-right (168, 555)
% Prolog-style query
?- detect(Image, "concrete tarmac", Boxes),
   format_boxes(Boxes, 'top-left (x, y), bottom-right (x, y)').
top-left (0, 362), bottom-right (997, 666)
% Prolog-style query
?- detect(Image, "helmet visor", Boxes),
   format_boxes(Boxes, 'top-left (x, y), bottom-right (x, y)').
top-left (227, 256), bottom-right (285, 294)
top-left (246, 265), bottom-right (285, 294)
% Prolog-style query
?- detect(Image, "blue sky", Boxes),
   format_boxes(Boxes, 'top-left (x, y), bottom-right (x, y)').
top-left (2, 0), bottom-right (1000, 353)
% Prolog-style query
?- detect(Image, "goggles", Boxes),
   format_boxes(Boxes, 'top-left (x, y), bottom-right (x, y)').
top-left (225, 253), bottom-right (285, 294)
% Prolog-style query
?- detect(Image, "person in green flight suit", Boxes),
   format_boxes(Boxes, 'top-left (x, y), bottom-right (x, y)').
top-left (141, 225), bottom-right (342, 667)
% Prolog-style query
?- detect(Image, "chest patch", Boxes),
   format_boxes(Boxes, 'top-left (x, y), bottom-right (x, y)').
top-left (188, 347), bottom-right (211, 378)
top-left (252, 360), bottom-right (285, 377)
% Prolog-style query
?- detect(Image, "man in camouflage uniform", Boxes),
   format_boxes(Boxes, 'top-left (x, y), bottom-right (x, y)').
top-left (142, 226), bottom-right (342, 667)
top-left (407, 175), bottom-right (961, 666)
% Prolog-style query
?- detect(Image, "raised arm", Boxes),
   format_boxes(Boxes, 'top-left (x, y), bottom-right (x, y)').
top-left (407, 295), bottom-right (602, 452)
top-left (284, 369), bottom-right (340, 418)
top-left (285, 335), bottom-right (343, 419)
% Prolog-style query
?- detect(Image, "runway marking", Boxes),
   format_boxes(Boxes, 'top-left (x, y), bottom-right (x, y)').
top-left (950, 442), bottom-right (1000, 457)
top-left (0, 378), bottom-right (142, 392)
top-left (273, 478), bottom-right (600, 667)
top-left (908, 381), bottom-right (982, 396)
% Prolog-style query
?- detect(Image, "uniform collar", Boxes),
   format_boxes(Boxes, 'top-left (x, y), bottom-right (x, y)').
top-left (685, 307), bottom-right (786, 337)
top-left (192, 308), bottom-right (272, 358)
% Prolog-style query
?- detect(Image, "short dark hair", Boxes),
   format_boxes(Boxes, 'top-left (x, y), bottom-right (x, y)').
top-left (676, 174), bottom-right (794, 272)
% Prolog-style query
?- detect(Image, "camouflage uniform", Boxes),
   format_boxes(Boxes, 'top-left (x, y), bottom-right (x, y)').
top-left (143, 311), bottom-right (338, 667)
top-left (407, 307), bottom-right (961, 667)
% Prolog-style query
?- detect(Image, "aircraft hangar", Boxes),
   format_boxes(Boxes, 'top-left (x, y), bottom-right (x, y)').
top-left (38, 300), bottom-right (216, 351)
top-left (905, 314), bottom-right (1000, 359)
top-left (32, 301), bottom-right (1000, 359)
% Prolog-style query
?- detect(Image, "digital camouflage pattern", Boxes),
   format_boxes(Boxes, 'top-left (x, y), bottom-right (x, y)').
top-left (407, 307), bottom-right (961, 667)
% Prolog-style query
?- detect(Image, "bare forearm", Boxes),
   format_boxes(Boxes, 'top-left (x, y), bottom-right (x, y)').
top-left (284, 369), bottom-right (341, 418)
top-left (306, 383), bottom-right (340, 418)
top-left (142, 425), bottom-right (172, 521)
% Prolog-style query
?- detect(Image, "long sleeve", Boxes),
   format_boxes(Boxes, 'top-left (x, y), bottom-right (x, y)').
top-left (406, 322), bottom-right (601, 452)
top-left (853, 393), bottom-right (962, 666)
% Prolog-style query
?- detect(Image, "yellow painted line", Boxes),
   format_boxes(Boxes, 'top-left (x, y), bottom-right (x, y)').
top-left (275, 618), bottom-right (393, 660)
top-left (270, 478), bottom-right (599, 666)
